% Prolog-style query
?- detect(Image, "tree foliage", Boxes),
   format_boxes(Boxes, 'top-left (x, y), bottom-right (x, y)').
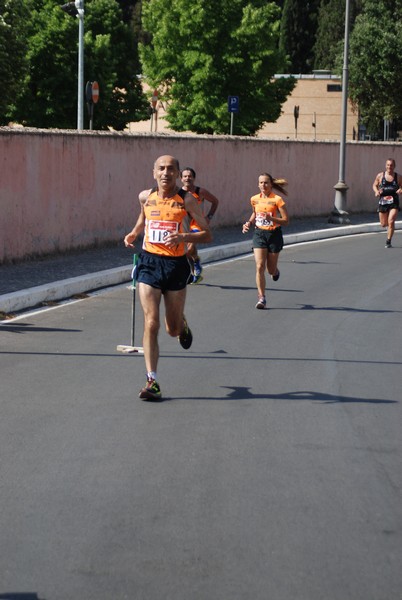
top-left (313, 0), bottom-right (363, 72)
top-left (139, 0), bottom-right (295, 135)
top-left (4, 0), bottom-right (148, 129)
top-left (84, 0), bottom-right (148, 129)
top-left (0, 0), bottom-right (31, 122)
top-left (6, 0), bottom-right (399, 138)
top-left (348, 0), bottom-right (402, 135)
top-left (279, 0), bottom-right (321, 73)
top-left (313, 0), bottom-right (346, 71)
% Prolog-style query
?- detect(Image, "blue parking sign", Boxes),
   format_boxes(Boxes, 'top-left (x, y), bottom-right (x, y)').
top-left (228, 96), bottom-right (239, 113)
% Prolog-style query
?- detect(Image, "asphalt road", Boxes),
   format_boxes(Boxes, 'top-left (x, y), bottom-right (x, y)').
top-left (1, 231), bottom-right (401, 600)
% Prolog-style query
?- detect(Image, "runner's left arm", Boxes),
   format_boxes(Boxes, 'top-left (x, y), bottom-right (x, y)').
top-left (269, 204), bottom-right (290, 227)
top-left (199, 187), bottom-right (220, 220)
top-left (372, 172), bottom-right (382, 197)
top-left (397, 174), bottom-right (402, 195)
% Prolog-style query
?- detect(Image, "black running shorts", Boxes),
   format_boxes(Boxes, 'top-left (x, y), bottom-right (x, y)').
top-left (377, 199), bottom-right (400, 213)
top-left (253, 227), bottom-right (284, 253)
top-left (136, 251), bottom-right (192, 292)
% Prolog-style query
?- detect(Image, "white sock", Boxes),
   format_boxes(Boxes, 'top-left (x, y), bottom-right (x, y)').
top-left (147, 371), bottom-right (157, 381)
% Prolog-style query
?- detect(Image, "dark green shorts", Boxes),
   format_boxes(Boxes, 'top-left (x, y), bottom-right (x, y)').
top-left (253, 227), bottom-right (284, 253)
top-left (137, 251), bottom-right (192, 292)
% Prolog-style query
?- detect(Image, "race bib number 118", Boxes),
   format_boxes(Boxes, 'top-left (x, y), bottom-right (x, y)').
top-left (148, 220), bottom-right (179, 243)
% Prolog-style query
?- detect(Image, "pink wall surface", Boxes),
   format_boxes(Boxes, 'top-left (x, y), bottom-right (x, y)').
top-left (1, 127), bottom-right (401, 262)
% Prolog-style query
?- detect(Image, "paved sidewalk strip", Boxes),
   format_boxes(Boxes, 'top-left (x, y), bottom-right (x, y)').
top-left (1, 219), bottom-right (389, 315)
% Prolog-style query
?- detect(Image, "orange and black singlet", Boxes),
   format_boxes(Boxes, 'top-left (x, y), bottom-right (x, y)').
top-left (143, 188), bottom-right (188, 257)
top-left (186, 186), bottom-right (202, 232)
top-left (250, 193), bottom-right (286, 231)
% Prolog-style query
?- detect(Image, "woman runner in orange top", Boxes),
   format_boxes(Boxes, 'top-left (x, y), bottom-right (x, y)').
top-left (242, 172), bottom-right (289, 309)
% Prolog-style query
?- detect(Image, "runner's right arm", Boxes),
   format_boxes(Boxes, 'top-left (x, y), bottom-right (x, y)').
top-left (123, 189), bottom-right (151, 248)
top-left (372, 173), bottom-right (382, 197)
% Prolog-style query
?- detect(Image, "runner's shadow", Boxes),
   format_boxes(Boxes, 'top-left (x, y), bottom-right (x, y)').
top-left (165, 387), bottom-right (397, 404)
top-left (201, 283), bottom-right (254, 291)
top-left (284, 259), bottom-right (338, 265)
top-left (0, 323), bottom-right (81, 333)
top-left (0, 594), bottom-right (45, 600)
top-left (219, 387), bottom-right (396, 404)
top-left (201, 283), bottom-right (303, 293)
top-left (297, 304), bottom-right (402, 314)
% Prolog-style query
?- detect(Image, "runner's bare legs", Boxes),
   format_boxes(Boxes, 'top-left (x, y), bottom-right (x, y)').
top-left (138, 283), bottom-right (187, 374)
top-left (386, 207), bottom-right (398, 242)
top-left (254, 248), bottom-right (267, 298)
top-left (138, 283), bottom-right (162, 374)
top-left (164, 288), bottom-right (187, 337)
top-left (267, 252), bottom-right (280, 278)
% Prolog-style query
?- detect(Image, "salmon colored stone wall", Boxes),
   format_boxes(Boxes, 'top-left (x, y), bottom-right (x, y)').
top-left (0, 127), bottom-right (400, 262)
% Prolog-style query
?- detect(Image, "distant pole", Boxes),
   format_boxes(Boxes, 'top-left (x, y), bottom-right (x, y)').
top-left (61, 0), bottom-right (84, 130)
top-left (77, 0), bottom-right (84, 130)
top-left (329, 0), bottom-right (351, 224)
top-left (228, 96), bottom-right (239, 134)
top-left (150, 89), bottom-right (158, 133)
top-left (294, 106), bottom-right (299, 139)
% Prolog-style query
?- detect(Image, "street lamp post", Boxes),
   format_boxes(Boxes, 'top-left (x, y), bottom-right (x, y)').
top-left (61, 0), bottom-right (84, 130)
top-left (329, 0), bottom-right (351, 224)
top-left (77, 0), bottom-right (84, 130)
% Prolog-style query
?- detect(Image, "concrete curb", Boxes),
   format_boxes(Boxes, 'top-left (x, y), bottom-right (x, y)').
top-left (0, 222), bottom-right (385, 314)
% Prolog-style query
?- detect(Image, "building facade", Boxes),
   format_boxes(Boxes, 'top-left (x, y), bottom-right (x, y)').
top-left (127, 72), bottom-right (359, 141)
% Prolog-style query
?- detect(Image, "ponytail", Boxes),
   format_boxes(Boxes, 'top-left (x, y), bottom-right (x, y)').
top-left (260, 172), bottom-right (288, 196)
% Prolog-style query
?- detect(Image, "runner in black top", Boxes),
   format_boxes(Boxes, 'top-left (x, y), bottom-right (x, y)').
top-left (373, 158), bottom-right (402, 248)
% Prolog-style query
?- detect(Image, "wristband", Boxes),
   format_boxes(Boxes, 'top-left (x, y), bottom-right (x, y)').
top-left (207, 213), bottom-right (214, 220)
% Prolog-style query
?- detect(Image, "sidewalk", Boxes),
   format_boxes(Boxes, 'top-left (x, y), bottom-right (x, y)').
top-left (0, 212), bottom-right (387, 315)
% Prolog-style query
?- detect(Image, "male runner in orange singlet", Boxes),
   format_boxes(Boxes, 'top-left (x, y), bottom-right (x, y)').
top-left (124, 155), bottom-right (212, 401)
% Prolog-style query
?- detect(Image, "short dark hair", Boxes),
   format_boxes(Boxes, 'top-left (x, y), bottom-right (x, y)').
top-left (180, 167), bottom-right (196, 178)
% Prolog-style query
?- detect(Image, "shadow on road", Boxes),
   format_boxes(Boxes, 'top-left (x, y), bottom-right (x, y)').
top-left (164, 387), bottom-right (398, 404)
top-left (0, 323), bottom-right (81, 333)
top-left (0, 594), bottom-right (45, 600)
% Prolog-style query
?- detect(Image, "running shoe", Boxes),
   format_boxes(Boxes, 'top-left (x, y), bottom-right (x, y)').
top-left (272, 269), bottom-right (280, 281)
top-left (193, 259), bottom-right (203, 277)
top-left (190, 273), bottom-right (203, 285)
top-left (178, 316), bottom-right (193, 349)
top-left (385, 239), bottom-right (392, 248)
top-left (255, 296), bottom-right (266, 309)
top-left (139, 377), bottom-right (162, 401)
top-left (190, 260), bottom-right (203, 284)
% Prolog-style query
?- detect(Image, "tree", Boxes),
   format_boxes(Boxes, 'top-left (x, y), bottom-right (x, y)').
top-left (139, 0), bottom-right (295, 135)
top-left (313, 0), bottom-right (363, 72)
top-left (313, 0), bottom-right (346, 71)
top-left (116, 0), bottom-right (138, 23)
top-left (84, 0), bottom-right (148, 130)
top-left (348, 0), bottom-right (402, 136)
top-left (279, 0), bottom-right (320, 73)
top-left (7, 0), bottom-right (148, 129)
top-left (0, 0), bottom-right (31, 123)
top-left (7, 0), bottom-right (80, 128)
